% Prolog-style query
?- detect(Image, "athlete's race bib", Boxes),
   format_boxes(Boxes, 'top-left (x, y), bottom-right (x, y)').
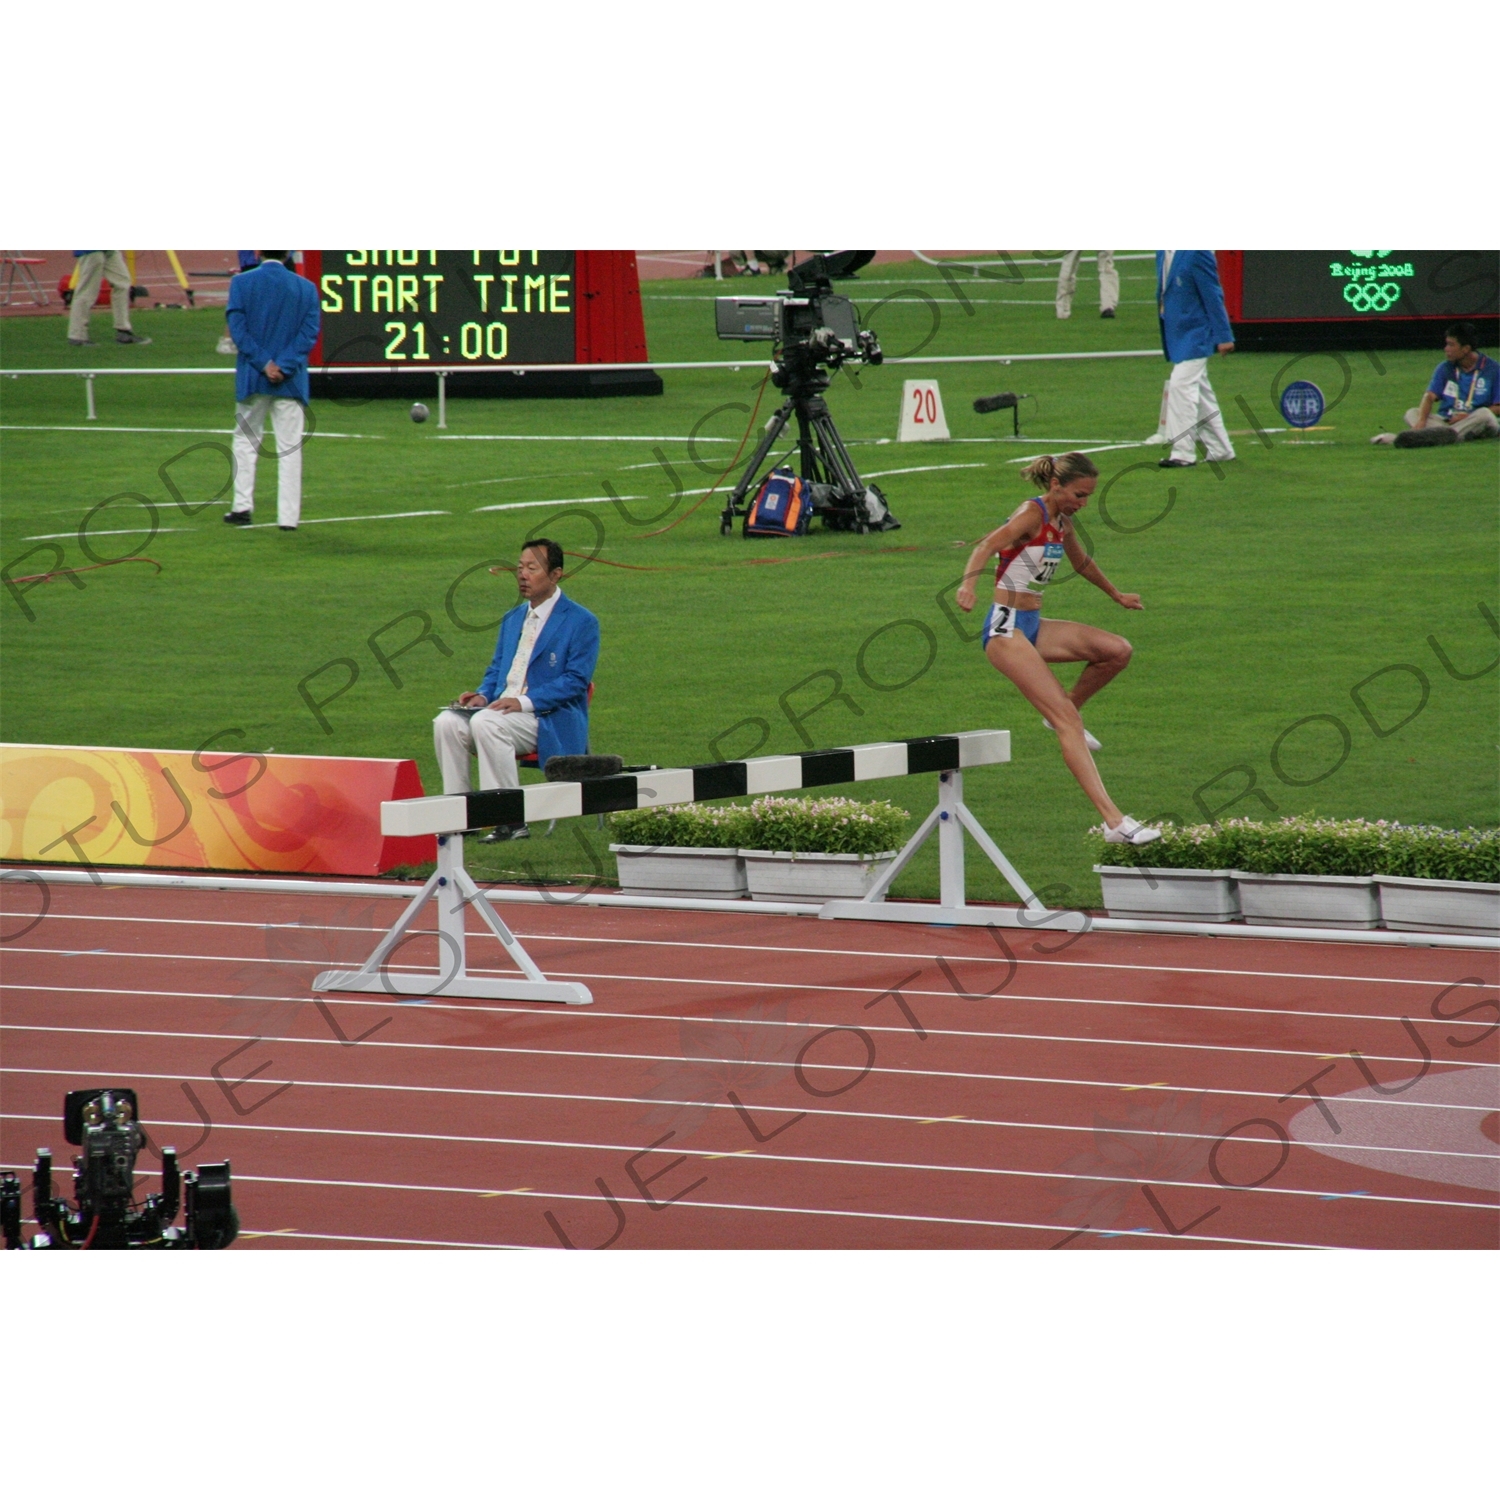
top-left (985, 603), bottom-right (1016, 639)
top-left (1033, 542), bottom-right (1065, 588)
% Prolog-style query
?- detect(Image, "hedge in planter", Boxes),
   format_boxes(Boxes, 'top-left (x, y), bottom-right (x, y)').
top-left (610, 796), bottom-right (910, 856)
top-left (1090, 817), bottom-right (1500, 882)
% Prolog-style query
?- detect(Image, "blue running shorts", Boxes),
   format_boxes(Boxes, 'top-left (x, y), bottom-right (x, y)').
top-left (982, 604), bottom-right (1041, 647)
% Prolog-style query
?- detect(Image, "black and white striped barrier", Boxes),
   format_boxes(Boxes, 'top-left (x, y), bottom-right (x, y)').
top-left (378, 731), bottom-right (1011, 839)
top-left (313, 729), bottom-right (1028, 1005)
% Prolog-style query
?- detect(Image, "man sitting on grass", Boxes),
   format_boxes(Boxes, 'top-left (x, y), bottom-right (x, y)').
top-left (1371, 321), bottom-right (1500, 445)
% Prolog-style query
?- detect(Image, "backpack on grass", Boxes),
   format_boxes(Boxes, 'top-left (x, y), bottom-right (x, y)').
top-left (744, 465), bottom-right (809, 537)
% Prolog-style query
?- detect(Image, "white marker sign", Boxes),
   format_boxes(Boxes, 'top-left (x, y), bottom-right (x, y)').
top-left (898, 379), bottom-right (950, 442)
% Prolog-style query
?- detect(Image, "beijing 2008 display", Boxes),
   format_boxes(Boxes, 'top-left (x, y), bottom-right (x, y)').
top-left (313, 250), bottom-right (576, 366)
top-left (1234, 251), bottom-right (1497, 321)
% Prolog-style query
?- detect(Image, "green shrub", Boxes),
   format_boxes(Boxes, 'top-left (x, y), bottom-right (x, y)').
top-left (610, 796), bottom-right (910, 856)
top-left (1089, 817), bottom-right (1500, 883)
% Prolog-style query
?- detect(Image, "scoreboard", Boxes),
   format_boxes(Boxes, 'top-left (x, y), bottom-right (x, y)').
top-left (310, 250), bottom-right (576, 367)
top-left (1218, 251), bottom-right (1498, 350)
top-left (300, 250), bottom-right (655, 397)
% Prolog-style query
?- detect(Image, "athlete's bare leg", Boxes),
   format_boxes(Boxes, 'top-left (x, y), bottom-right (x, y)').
top-left (984, 633), bottom-right (1123, 826)
top-left (1035, 618), bottom-right (1133, 709)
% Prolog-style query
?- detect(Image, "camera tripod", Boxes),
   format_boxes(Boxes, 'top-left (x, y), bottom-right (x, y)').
top-left (719, 353), bottom-right (896, 535)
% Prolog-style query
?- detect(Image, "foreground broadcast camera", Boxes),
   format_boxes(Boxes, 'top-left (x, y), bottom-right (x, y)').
top-left (1, 1087), bottom-right (238, 1250)
top-left (715, 250), bottom-right (898, 536)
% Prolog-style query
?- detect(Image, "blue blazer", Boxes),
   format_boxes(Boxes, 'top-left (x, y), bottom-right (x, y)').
top-left (227, 260), bottom-right (321, 403)
top-left (477, 593), bottom-right (599, 767)
top-left (1157, 251), bottom-right (1234, 364)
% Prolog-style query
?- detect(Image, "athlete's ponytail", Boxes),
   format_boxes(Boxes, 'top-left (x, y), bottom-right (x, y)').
top-left (1021, 451), bottom-right (1099, 490)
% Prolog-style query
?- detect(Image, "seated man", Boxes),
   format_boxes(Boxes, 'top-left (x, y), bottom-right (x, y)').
top-left (433, 538), bottom-right (599, 842)
top-left (1371, 321), bottom-right (1500, 445)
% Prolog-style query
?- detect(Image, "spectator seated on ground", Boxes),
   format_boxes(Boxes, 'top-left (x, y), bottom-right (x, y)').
top-left (1371, 321), bottom-right (1500, 447)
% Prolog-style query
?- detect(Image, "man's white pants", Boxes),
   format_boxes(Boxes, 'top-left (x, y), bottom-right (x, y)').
top-left (1056, 251), bottom-right (1119, 318)
top-left (232, 396), bottom-right (306, 527)
top-left (1166, 358), bottom-right (1235, 463)
top-left (433, 708), bottom-right (539, 796)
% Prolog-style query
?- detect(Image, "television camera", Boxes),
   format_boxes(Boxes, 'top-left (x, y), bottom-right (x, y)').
top-left (714, 250), bottom-right (899, 536)
top-left (1, 1087), bottom-right (239, 1250)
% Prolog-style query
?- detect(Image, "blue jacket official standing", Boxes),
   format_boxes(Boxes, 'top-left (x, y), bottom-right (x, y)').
top-left (223, 254), bottom-right (321, 530)
top-left (1156, 251), bottom-right (1237, 468)
top-left (433, 539), bottom-right (601, 840)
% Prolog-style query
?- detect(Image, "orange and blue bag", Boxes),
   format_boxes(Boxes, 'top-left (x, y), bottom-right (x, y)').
top-left (743, 465), bottom-right (809, 537)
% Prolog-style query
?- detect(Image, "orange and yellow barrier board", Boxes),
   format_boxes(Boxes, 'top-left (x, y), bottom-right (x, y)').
top-left (0, 744), bottom-right (435, 876)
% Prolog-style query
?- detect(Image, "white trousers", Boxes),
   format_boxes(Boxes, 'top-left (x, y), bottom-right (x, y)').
top-left (1056, 251), bottom-right (1119, 318)
top-left (67, 252), bottom-right (133, 340)
top-left (433, 708), bottom-right (539, 796)
top-left (1166, 358), bottom-right (1235, 463)
top-left (232, 397), bottom-right (306, 527)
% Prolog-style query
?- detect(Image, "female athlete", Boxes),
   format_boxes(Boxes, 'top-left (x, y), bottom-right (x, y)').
top-left (956, 451), bottom-right (1160, 846)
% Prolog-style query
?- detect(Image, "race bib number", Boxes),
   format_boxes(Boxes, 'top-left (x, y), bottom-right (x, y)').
top-left (1033, 542), bottom-right (1065, 588)
top-left (986, 604), bottom-right (1015, 640)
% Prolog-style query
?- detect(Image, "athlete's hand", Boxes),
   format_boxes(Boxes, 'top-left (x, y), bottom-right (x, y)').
top-left (1117, 593), bottom-right (1144, 610)
top-left (956, 581), bottom-right (977, 613)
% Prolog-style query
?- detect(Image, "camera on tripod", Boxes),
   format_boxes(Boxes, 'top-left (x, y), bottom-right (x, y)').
top-left (714, 251), bottom-right (899, 537)
top-left (1, 1087), bottom-right (239, 1250)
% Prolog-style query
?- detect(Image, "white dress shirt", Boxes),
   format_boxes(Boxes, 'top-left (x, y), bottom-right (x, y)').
top-left (503, 587), bottom-right (562, 713)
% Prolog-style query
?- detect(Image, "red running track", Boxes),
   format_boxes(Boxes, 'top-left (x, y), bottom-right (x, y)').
top-left (2, 879), bottom-right (1497, 1249)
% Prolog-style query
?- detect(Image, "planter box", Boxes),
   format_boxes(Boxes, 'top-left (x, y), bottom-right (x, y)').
top-left (1094, 864), bottom-right (1240, 923)
top-left (1374, 875), bottom-right (1500, 936)
top-left (610, 844), bottom-right (746, 899)
top-left (1232, 871), bottom-right (1380, 929)
top-left (742, 848), bottom-right (898, 902)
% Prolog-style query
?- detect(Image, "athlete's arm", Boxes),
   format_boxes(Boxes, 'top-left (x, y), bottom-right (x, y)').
top-left (955, 508), bottom-right (1041, 613)
top-left (1064, 530), bottom-right (1143, 610)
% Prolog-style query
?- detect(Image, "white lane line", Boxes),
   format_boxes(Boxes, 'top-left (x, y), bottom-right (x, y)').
top-left (237, 1229), bottom-right (534, 1249)
top-left (0, 424), bottom-right (380, 438)
top-left (8, 1018), bottom-right (1493, 1090)
top-left (5, 1000), bottom-right (1488, 1117)
top-left (13, 906), bottom-right (1477, 991)
top-left (0, 1115), bottom-right (1357, 1249)
top-left (3, 933), bottom-right (1485, 1032)
top-left (7, 1068), bottom-right (1490, 1214)
top-left (244, 509), bottom-right (448, 529)
top-left (1007, 440), bottom-right (1159, 463)
top-left (22, 509), bottom-right (449, 541)
top-left (473, 495), bottom-right (644, 513)
top-left (434, 434), bottom-right (733, 443)
top-left (20, 526), bottom-right (193, 541)
top-left (859, 464), bottom-right (986, 478)
top-left (10, 948), bottom-right (1495, 1058)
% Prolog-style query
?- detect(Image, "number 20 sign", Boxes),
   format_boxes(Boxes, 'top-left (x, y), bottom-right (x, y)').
top-left (898, 379), bottom-right (950, 442)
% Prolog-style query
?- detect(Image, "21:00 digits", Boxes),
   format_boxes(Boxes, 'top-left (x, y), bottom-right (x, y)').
top-left (382, 321), bottom-right (509, 360)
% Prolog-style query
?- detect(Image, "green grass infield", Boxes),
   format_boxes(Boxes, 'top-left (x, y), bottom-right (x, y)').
top-left (2, 255), bottom-right (1496, 905)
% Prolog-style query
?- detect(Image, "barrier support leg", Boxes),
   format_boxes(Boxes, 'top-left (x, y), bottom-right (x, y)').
top-left (86, 373), bottom-right (96, 421)
top-left (821, 769), bottom-right (1048, 927)
top-left (313, 834), bottom-right (591, 1004)
top-left (437, 371), bottom-right (447, 430)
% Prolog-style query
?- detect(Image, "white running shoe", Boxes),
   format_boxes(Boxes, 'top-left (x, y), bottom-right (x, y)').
top-left (1043, 718), bottom-right (1102, 752)
top-left (216, 334), bottom-right (237, 355)
top-left (1103, 816), bottom-right (1161, 846)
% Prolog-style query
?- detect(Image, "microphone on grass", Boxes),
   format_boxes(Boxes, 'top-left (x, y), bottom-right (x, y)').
top-left (973, 392), bottom-right (1026, 414)
top-left (544, 754), bottom-right (625, 781)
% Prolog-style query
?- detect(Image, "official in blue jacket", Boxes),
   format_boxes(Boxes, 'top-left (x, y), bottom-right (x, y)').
top-left (1156, 251), bottom-right (1237, 469)
top-left (223, 253), bottom-right (321, 530)
top-left (433, 538), bottom-right (601, 840)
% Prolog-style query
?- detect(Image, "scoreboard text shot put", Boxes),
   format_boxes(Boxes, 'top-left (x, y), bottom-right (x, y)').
top-left (301, 250), bottom-right (660, 399)
top-left (1217, 250), bottom-right (1498, 352)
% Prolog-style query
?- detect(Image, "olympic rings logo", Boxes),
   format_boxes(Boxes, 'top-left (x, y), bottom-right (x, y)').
top-left (1343, 281), bottom-right (1402, 312)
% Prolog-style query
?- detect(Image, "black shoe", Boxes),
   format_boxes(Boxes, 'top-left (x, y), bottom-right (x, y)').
top-left (279, 525), bottom-right (297, 531)
top-left (223, 510), bottom-right (252, 525)
top-left (67, 337), bottom-right (96, 347)
top-left (1158, 457), bottom-right (1196, 468)
top-left (115, 330), bottom-right (152, 345)
top-left (1100, 307), bottom-right (1117, 318)
top-left (479, 824), bottom-right (530, 843)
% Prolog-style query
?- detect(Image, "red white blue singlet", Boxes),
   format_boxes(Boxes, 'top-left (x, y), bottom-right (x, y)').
top-left (994, 497), bottom-right (1067, 598)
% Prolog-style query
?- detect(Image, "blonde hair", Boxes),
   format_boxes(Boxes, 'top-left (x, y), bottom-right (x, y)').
top-left (1021, 451), bottom-right (1099, 490)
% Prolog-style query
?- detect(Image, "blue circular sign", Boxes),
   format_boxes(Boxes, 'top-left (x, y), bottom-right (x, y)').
top-left (1280, 380), bottom-right (1325, 429)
